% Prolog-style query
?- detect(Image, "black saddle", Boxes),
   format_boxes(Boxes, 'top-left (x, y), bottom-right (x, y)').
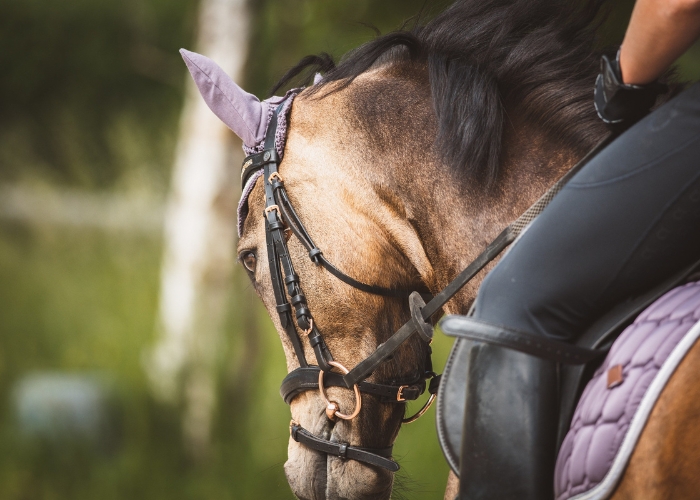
top-left (436, 258), bottom-right (700, 474)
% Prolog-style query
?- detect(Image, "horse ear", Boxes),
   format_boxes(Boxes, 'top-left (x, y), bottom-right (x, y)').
top-left (180, 49), bottom-right (268, 148)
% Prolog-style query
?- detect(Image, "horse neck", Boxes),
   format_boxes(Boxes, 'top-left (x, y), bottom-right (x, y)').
top-left (398, 120), bottom-right (580, 314)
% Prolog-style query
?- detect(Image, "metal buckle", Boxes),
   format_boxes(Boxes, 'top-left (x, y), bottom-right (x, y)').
top-left (268, 172), bottom-right (284, 183)
top-left (396, 385), bottom-right (408, 402)
top-left (302, 318), bottom-right (313, 336)
top-left (318, 361), bottom-right (362, 421)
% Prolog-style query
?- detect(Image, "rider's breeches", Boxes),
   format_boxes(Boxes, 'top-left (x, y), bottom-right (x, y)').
top-left (473, 82), bottom-right (700, 341)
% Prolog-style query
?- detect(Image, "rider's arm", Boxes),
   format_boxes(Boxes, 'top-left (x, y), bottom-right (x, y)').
top-left (620, 0), bottom-right (700, 84)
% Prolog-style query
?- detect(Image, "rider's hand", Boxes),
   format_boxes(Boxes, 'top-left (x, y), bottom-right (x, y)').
top-left (595, 0), bottom-right (700, 125)
top-left (594, 50), bottom-right (666, 125)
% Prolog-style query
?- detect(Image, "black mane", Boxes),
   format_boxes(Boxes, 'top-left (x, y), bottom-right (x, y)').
top-left (273, 0), bottom-right (675, 185)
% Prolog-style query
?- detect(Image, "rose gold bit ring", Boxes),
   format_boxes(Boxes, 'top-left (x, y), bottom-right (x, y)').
top-left (401, 393), bottom-right (437, 424)
top-left (318, 361), bottom-right (362, 421)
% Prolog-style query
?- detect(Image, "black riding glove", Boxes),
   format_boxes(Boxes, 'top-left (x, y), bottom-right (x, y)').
top-left (594, 50), bottom-right (667, 125)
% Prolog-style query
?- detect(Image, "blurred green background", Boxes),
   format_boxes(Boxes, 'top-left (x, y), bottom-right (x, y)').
top-left (1, 0), bottom-right (700, 499)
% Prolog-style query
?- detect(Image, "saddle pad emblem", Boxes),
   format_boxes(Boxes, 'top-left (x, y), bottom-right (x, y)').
top-left (606, 365), bottom-right (623, 389)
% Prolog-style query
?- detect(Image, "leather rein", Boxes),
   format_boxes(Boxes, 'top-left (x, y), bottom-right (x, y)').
top-left (241, 104), bottom-right (613, 472)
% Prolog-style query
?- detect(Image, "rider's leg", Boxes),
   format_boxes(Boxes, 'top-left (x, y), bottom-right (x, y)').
top-left (457, 83), bottom-right (700, 500)
top-left (474, 82), bottom-right (700, 340)
top-left (456, 343), bottom-right (558, 499)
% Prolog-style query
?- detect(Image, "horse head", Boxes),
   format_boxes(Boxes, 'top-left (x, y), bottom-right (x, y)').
top-left (237, 79), bottom-right (440, 499)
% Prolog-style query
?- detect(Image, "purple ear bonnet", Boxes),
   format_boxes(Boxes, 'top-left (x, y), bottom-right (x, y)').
top-left (180, 49), bottom-right (300, 236)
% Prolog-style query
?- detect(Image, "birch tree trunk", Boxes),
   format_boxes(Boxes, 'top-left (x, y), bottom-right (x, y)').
top-left (146, 0), bottom-right (250, 460)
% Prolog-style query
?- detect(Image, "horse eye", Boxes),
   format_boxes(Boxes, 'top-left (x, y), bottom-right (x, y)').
top-left (241, 251), bottom-right (257, 273)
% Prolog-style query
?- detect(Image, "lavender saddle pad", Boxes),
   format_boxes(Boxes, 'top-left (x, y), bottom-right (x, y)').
top-left (554, 280), bottom-right (700, 500)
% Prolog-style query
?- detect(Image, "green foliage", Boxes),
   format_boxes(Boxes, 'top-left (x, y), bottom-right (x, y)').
top-left (0, 0), bottom-right (197, 188)
top-left (246, 0), bottom-right (450, 96)
top-left (0, 221), bottom-right (295, 499)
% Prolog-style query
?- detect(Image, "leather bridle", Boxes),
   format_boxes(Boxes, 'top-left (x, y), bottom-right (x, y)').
top-left (241, 105), bottom-right (439, 472)
top-left (241, 103), bottom-right (614, 472)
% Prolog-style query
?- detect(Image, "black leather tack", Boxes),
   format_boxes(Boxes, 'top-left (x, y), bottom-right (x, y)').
top-left (262, 111), bottom-right (308, 369)
top-left (428, 374), bottom-right (441, 394)
top-left (409, 291), bottom-right (434, 343)
top-left (289, 423), bottom-right (399, 472)
top-left (240, 150), bottom-right (276, 189)
top-left (290, 294), bottom-right (306, 306)
top-left (280, 367), bottom-right (427, 405)
top-left (259, 104), bottom-right (427, 471)
top-left (276, 303), bottom-right (292, 314)
top-left (439, 316), bottom-right (606, 364)
top-left (284, 273), bottom-right (299, 285)
top-left (297, 315), bottom-right (311, 330)
top-left (296, 307), bottom-right (311, 320)
top-left (308, 248), bottom-right (322, 261)
top-left (312, 344), bottom-right (334, 372)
